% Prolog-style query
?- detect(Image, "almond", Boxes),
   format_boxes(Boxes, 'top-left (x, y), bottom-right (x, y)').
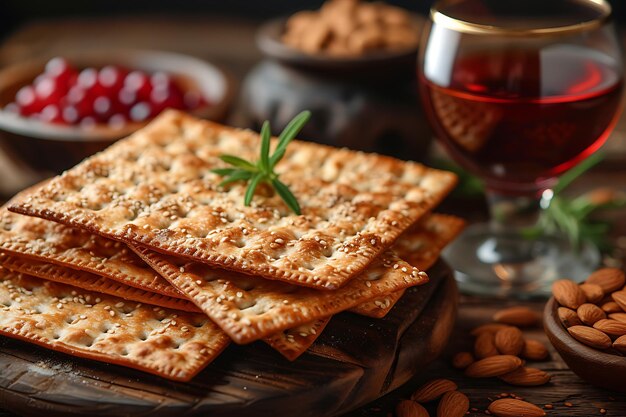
top-left (552, 279), bottom-right (586, 309)
top-left (474, 332), bottom-right (499, 359)
top-left (579, 283), bottom-right (604, 304)
top-left (488, 399), bottom-right (546, 417)
top-left (611, 291), bottom-right (626, 311)
top-left (493, 306), bottom-right (541, 327)
top-left (593, 319), bottom-right (626, 337)
top-left (494, 326), bottom-right (524, 356)
top-left (567, 325), bottom-right (612, 349)
top-left (608, 312), bottom-right (626, 323)
top-left (411, 378), bottom-right (457, 403)
top-left (521, 339), bottom-right (549, 361)
top-left (577, 303), bottom-right (606, 325)
top-left (613, 334), bottom-right (626, 353)
top-left (601, 301), bottom-right (623, 314)
top-left (437, 391), bottom-right (469, 417)
top-left (396, 400), bottom-right (429, 417)
top-left (587, 268), bottom-right (626, 293)
top-left (557, 307), bottom-right (582, 328)
top-left (470, 323), bottom-right (510, 336)
top-left (452, 351), bottom-right (474, 369)
top-left (499, 366), bottom-right (551, 386)
top-left (465, 355), bottom-right (522, 378)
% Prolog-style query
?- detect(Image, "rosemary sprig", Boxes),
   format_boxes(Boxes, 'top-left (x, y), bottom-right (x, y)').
top-left (211, 111), bottom-right (311, 214)
top-left (523, 152), bottom-right (626, 250)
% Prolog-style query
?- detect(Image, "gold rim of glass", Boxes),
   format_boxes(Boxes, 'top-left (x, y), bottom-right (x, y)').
top-left (430, 0), bottom-right (612, 36)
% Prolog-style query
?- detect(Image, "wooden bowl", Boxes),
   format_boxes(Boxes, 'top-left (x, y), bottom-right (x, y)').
top-left (256, 17), bottom-right (423, 80)
top-left (0, 50), bottom-right (234, 173)
top-left (544, 297), bottom-right (626, 392)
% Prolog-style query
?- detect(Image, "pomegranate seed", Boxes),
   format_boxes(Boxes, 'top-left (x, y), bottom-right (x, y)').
top-left (80, 116), bottom-right (97, 128)
top-left (45, 57), bottom-right (70, 77)
top-left (118, 88), bottom-right (137, 106)
top-left (77, 68), bottom-right (98, 89)
top-left (40, 104), bottom-right (62, 123)
top-left (62, 106), bottom-right (79, 124)
top-left (151, 72), bottom-right (171, 88)
top-left (16, 86), bottom-right (36, 107)
top-left (93, 96), bottom-right (111, 115)
top-left (124, 71), bottom-right (149, 91)
top-left (34, 77), bottom-right (57, 100)
top-left (130, 102), bottom-right (151, 121)
top-left (108, 113), bottom-right (127, 128)
top-left (67, 86), bottom-right (86, 104)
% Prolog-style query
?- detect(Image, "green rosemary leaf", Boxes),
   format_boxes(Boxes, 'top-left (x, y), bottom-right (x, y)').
top-left (212, 112), bottom-right (308, 213)
top-left (272, 178), bottom-right (301, 215)
top-left (259, 121), bottom-right (271, 172)
top-left (219, 170), bottom-right (254, 187)
top-left (211, 168), bottom-right (238, 176)
top-left (270, 111), bottom-right (311, 168)
top-left (219, 155), bottom-right (257, 171)
top-left (553, 151), bottom-right (604, 194)
top-left (244, 173), bottom-right (264, 206)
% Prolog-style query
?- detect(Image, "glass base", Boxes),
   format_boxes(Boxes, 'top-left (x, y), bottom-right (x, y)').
top-left (444, 223), bottom-right (600, 299)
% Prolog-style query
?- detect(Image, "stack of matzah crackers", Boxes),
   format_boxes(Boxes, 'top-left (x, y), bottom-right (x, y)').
top-left (0, 110), bottom-right (463, 381)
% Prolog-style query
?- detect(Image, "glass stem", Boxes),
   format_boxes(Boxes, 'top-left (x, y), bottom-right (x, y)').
top-left (486, 188), bottom-right (553, 231)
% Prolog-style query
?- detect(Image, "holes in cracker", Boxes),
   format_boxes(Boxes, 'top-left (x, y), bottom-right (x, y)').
top-left (236, 299), bottom-right (257, 310)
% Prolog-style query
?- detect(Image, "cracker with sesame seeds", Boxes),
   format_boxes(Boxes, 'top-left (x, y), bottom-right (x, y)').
top-left (0, 252), bottom-right (335, 360)
top-left (8, 110), bottom-right (456, 290)
top-left (264, 317), bottom-right (331, 361)
top-left (0, 207), bottom-right (185, 300)
top-left (349, 213), bottom-right (465, 318)
top-left (0, 268), bottom-right (230, 381)
top-left (131, 245), bottom-right (428, 344)
top-left (0, 253), bottom-right (201, 313)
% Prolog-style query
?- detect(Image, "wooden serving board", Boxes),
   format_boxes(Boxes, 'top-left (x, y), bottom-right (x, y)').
top-left (0, 261), bottom-right (457, 417)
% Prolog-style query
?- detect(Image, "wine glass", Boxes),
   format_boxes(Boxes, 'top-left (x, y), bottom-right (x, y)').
top-left (418, 0), bottom-right (623, 297)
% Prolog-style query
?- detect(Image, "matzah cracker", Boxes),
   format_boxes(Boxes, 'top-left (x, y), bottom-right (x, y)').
top-left (350, 214), bottom-right (465, 317)
top-left (9, 110), bottom-right (456, 290)
top-left (264, 317), bottom-right (331, 361)
top-left (0, 208), bottom-right (185, 299)
top-left (132, 245), bottom-right (428, 344)
top-left (0, 269), bottom-right (230, 381)
top-left (0, 253), bottom-right (334, 360)
top-left (0, 253), bottom-right (201, 313)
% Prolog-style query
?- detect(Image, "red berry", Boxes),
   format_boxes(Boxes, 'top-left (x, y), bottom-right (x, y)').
top-left (124, 71), bottom-right (152, 99)
top-left (39, 104), bottom-right (64, 124)
top-left (108, 113), bottom-right (127, 128)
top-left (77, 68), bottom-right (98, 89)
top-left (93, 96), bottom-right (111, 115)
top-left (62, 105), bottom-right (79, 124)
top-left (118, 88), bottom-right (137, 107)
top-left (16, 85), bottom-right (42, 115)
top-left (129, 102), bottom-right (152, 122)
top-left (80, 116), bottom-right (97, 128)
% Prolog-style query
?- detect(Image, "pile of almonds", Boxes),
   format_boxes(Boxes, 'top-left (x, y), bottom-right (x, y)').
top-left (395, 379), bottom-right (546, 417)
top-left (282, 0), bottom-right (419, 55)
top-left (452, 306), bottom-right (551, 387)
top-left (554, 267), bottom-right (626, 353)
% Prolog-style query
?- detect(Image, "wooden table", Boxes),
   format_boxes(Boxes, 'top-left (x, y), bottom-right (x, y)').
top-left (1, 16), bottom-right (626, 416)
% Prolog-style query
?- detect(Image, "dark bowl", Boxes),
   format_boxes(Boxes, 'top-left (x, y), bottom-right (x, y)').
top-left (0, 49), bottom-right (234, 175)
top-left (256, 17), bottom-right (423, 80)
top-left (544, 297), bottom-right (626, 392)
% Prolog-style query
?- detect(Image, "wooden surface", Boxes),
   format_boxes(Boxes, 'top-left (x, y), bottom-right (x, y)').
top-left (0, 16), bottom-right (626, 416)
top-left (0, 262), bottom-right (456, 417)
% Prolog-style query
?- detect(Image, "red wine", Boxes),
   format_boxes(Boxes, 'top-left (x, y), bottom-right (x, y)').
top-left (420, 47), bottom-right (623, 191)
